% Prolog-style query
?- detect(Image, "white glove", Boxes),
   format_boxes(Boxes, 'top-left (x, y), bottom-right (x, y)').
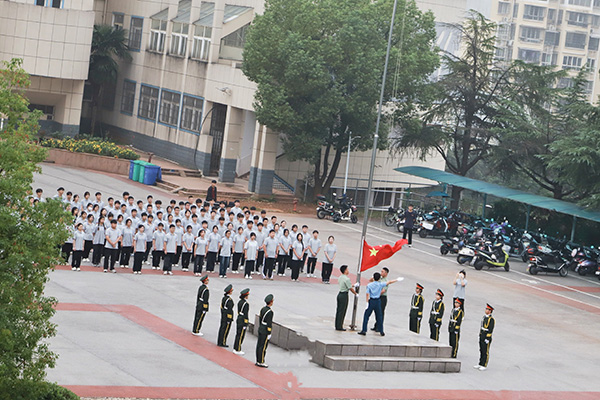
top-left (396, 277), bottom-right (404, 282)
top-left (354, 282), bottom-right (360, 288)
top-left (267, 335), bottom-right (272, 340)
top-left (484, 339), bottom-right (489, 344)
top-left (355, 293), bottom-right (359, 298)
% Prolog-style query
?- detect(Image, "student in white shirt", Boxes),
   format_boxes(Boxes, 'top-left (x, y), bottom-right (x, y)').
top-left (103, 219), bottom-right (122, 273)
top-left (91, 216), bottom-right (106, 267)
top-left (255, 223), bottom-right (266, 274)
top-left (143, 215), bottom-right (155, 264)
top-left (206, 225), bottom-right (221, 273)
top-left (243, 232), bottom-right (258, 279)
top-left (194, 229), bottom-right (208, 275)
top-left (219, 229), bottom-right (233, 278)
top-left (232, 226), bottom-right (245, 274)
top-left (306, 230), bottom-right (322, 278)
top-left (72, 223), bottom-right (85, 271)
top-left (163, 224), bottom-right (177, 275)
top-left (181, 225), bottom-right (195, 272)
top-left (132, 224), bottom-right (147, 274)
top-left (321, 235), bottom-right (337, 284)
top-left (120, 218), bottom-right (134, 268)
top-left (83, 214), bottom-right (95, 261)
top-left (174, 219), bottom-right (184, 267)
top-left (291, 233), bottom-right (306, 282)
top-left (152, 223), bottom-right (166, 270)
top-left (262, 229), bottom-right (279, 280)
top-left (277, 229), bottom-right (292, 276)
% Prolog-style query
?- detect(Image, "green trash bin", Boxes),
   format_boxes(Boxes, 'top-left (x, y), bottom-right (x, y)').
top-left (136, 161), bottom-right (148, 183)
top-left (131, 160), bottom-right (142, 182)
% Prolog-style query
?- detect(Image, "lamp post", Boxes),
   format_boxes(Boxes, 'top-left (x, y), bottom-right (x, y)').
top-left (350, 0), bottom-right (398, 330)
top-left (343, 133), bottom-right (361, 195)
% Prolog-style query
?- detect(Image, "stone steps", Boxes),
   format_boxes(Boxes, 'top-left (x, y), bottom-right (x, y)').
top-left (323, 355), bottom-right (461, 372)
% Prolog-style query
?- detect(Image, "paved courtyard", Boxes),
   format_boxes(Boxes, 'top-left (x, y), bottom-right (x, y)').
top-left (35, 164), bottom-right (600, 399)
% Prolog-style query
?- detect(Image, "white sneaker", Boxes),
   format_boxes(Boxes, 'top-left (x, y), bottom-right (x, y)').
top-left (71, 267), bottom-right (76, 271)
top-left (249, 276), bottom-right (253, 279)
top-left (479, 366), bottom-right (486, 371)
top-left (473, 365), bottom-right (481, 369)
top-left (168, 271), bottom-right (173, 275)
top-left (191, 331), bottom-right (203, 336)
top-left (103, 270), bottom-right (107, 273)
top-left (163, 271), bottom-right (168, 275)
top-left (112, 270), bottom-right (116, 273)
top-left (408, 244), bottom-right (412, 248)
top-left (233, 350), bottom-right (245, 355)
top-left (76, 268), bottom-right (81, 271)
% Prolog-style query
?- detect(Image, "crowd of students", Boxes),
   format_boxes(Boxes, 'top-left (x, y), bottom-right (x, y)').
top-left (41, 187), bottom-right (338, 282)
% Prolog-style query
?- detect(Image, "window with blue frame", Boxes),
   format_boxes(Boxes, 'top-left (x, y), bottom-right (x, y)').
top-left (35, 0), bottom-right (62, 7)
top-left (159, 90), bottom-right (181, 126)
top-left (181, 95), bottom-right (204, 133)
top-left (129, 17), bottom-right (144, 51)
top-left (139, 85), bottom-right (159, 120)
top-left (121, 80), bottom-right (136, 115)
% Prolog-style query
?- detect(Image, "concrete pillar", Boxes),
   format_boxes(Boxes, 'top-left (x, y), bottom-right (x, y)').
top-left (248, 126), bottom-right (278, 195)
top-left (248, 123), bottom-right (264, 193)
top-left (218, 106), bottom-right (243, 182)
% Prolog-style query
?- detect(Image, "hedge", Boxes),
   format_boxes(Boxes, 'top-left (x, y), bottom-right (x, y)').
top-left (40, 137), bottom-right (139, 160)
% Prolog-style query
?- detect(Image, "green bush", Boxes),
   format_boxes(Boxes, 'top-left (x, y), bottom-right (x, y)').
top-left (40, 136), bottom-right (140, 160)
top-left (0, 380), bottom-right (79, 400)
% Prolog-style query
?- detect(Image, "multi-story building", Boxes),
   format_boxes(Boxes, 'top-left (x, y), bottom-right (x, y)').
top-left (0, 0), bottom-right (95, 135)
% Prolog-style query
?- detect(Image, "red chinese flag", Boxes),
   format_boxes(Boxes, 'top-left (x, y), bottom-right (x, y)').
top-left (360, 239), bottom-right (409, 272)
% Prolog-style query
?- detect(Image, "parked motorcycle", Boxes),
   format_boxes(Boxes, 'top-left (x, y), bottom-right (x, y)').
top-left (474, 243), bottom-right (510, 271)
top-left (440, 237), bottom-right (463, 256)
top-left (384, 206), bottom-right (403, 227)
top-left (316, 195), bottom-right (335, 220)
top-left (526, 247), bottom-right (568, 277)
top-left (332, 193), bottom-right (358, 224)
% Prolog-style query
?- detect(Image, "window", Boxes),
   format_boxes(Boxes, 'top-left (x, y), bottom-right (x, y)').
top-left (590, 37), bottom-right (600, 50)
top-left (563, 55), bottom-right (583, 69)
top-left (51, 0), bottom-right (60, 7)
top-left (517, 48), bottom-right (541, 63)
top-left (121, 80), bottom-right (136, 115)
top-left (192, 25), bottom-right (212, 61)
top-left (523, 5), bottom-right (545, 21)
top-left (150, 19), bottom-right (167, 52)
top-left (495, 47), bottom-right (507, 60)
top-left (558, 78), bottom-right (573, 88)
top-left (129, 17), bottom-right (143, 51)
top-left (513, 3), bottom-right (519, 18)
top-left (568, 0), bottom-right (591, 6)
top-left (221, 24), bottom-right (249, 48)
top-left (547, 9), bottom-right (556, 21)
top-left (35, 0), bottom-right (61, 7)
top-left (36, 0), bottom-right (44, 5)
top-left (497, 24), bottom-right (510, 41)
top-left (112, 13), bottom-right (124, 30)
top-left (565, 32), bottom-right (587, 48)
top-left (593, 15), bottom-right (600, 27)
top-left (159, 90), bottom-right (181, 126)
top-left (545, 31), bottom-right (560, 46)
top-left (170, 22), bottom-right (189, 56)
top-left (587, 58), bottom-right (596, 69)
top-left (595, 0), bottom-right (600, 7)
top-left (29, 104), bottom-right (54, 120)
top-left (520, 26), bottom-right (542, 42)
top-left (498, 2), bottom-right (510, 15)
top-left (181, 95), bottom-right (204, 133)
top-left (567, 11), bottom-right (588, 26)
top-left (541, 53), bottom-right (558, 66)
top-left (138, 85), bottom-right (159, 120)
top-left (584, 80), bottom-right (593, 93)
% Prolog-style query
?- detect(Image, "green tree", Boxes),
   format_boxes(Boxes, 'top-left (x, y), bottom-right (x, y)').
top-left (243, 0), bottom-right (438, 196)
top-left (393, 11), bottom-right (511, 209)
top-left (88, 25), bottom-right (131, 137)
top-left (0, 59), bottom-right (70, 398)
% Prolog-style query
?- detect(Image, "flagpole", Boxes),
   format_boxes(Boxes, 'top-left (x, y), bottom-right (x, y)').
top-left (350, 0), bottom-right (399, 330)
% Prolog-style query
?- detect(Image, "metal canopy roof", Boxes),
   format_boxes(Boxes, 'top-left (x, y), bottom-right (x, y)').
top-left (223, 4), bottom-right (252, 23)
top-left (151, 7), bottom-right (169, 21)
top-left (194, 2), bottom-right (215, 26)
top-left (172, 0), bottom-right (192, 23)
top-left (395, 166), bottom-right (600, 223)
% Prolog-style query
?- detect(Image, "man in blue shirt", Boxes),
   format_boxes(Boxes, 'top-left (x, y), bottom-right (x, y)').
top-left (358, 272), bottom-right (403, 336)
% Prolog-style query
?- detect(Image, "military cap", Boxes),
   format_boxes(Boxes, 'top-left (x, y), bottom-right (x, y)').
top-left (224, 284), bottom-right (233, 293)
top-left (436, 288), bottom-right (444, 297)
top-left (416, 283), bottom-right (424, 290)
top-left (264, 294), bottom-right (274, 303)
top-left (241, 288), bottom-right (250, 296)
top-left (454, 298), bottom-right (462, 305)
top-left (200, 275), bottom-right (209, 282)
top-left (486, 303), bottom-right (494, 311)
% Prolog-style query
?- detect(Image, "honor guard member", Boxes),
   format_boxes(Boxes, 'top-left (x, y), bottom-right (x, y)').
top-left (192, 275), bottom-right (210, 336)
top-left (448, 298), bottom-right (464, 358)
top-left (233, 288), bottom-right (250, 355)
top-left (409, 283), bottom-right (424, 333)
top-left (429, 289), bottom-right (445, 341)
top-left (217, 284), bottom-right (235, 347)
top-left (256, 294), bottom-right (274, 368)
top-left (475, 304), bottom-right (495, 371)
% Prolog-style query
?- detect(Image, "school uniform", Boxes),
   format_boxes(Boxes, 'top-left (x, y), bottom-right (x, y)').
top-left (232, 233), bottom-right (245, 272)
top-left (263, 236), bottom-right (279, 279)
top-left (72, 230), bottom-right (85, 270)
top-left (120, 226), bottom-right (134, 267)
top-left (291, 240), bottom-right (304, 281)
top-left (181, 232), bottom-right (195, 271)
top-left (217, 292), bottom-right (234, 347)
top-left (307, 237), bottom-right (322, 276)
top-left (83, 221), bottom-right (94, 259)
top-left (321, 243), bottom-right (336, 283)
top-left (219, 236), bottom-right (233, 276)
top-left (255, 230), bottom-right (266, 273)
top-left (244, 240), bottom-right (259, 278)
top-left (205, 232), bottom-right (221, 272)
top-left (133, 232), bottom-right (147, 272)
top-left (91, 224), bottom-right (105, 266)
top-left (277, 235), bottom-right (291, 276)
top-left (301, 233), bottom-right (310, 272)
top-left (234, 297), bottom-right (250, 352)
top-left (256, 304), bottom-right (273, 366)
top-left (174, 226), bottom-right (184, 266)
top-left (143, 221), bottom-right (154, 262)
top-left (152, 230), bottom-right (166, 269)
top-left (62, 225), bottom-right (74, 263)
top-left (103, 227), bottom-right (121, 271)
top-left (194, 236), bottom-right (208, 274)
top-left (163, 232), bottom-right (177, 272)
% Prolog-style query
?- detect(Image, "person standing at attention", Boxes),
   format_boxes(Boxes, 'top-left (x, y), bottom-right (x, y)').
top-left (290, 233), bottom-right (305, 282)
top-left (306, 230), bottom-right (321, 278)
top-left (255, 294), bottom-right (274, 368)
top-left (475, 304), bottom-right (495, 371)
top-left (402, 205), bottom-right (416, 247)
top-left (192, 275), bottom-right (210, 336)
top-left (321, 236), bottom-right (336, 284)
top-left (104, 219), bottom-right (122, 273)
top-left (243, 232), bottom-right (258, 279)
top-left (448, 298), bottom-right (464, 358)
top-left (453, 270), bottom-right (467, 312)
top-left (233, 288), bottom-right (250, 355)
top-left (429, 289), bottom-right (445, 341)
top-left (335, 265), bottom-right (357, 331)
top-left (358, 273), bottom-right (402, 336)
top-left (132, 225), bottom-right (147, 274)
top-left (409, 283), bottom-right (425, 333)
top-left (206, 180), bottom-right (218, 202)
top-left (262, 229), bottom-right (279, 280)
top-left (217, 284), bottom-right (235, 347)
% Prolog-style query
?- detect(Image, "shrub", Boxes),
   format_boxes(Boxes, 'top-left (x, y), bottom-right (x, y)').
top-left (40, 136), bottom-right (140, 160)
top-left (0, 380), bottom-right (79, 400)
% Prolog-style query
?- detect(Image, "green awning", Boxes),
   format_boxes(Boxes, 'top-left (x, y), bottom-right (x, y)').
top-left (395, 166), bottom-right (600, 223)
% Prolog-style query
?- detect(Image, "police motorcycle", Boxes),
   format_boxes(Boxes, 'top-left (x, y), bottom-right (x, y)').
top-left (332, 193), bottom-right (358, 224)
top-left (473, 242), bottom-right (510, 271)
top-left (316, 195), bottom-right (336, 220)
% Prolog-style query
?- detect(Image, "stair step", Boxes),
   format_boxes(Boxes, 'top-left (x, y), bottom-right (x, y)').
top-left (323, 355), bottom-right (461, 372)
top-left (313, 341), bottom-right (452, 359)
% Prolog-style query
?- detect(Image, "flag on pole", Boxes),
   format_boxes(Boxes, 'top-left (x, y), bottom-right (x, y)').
top-left (360, 239), bottom-right (409, 272)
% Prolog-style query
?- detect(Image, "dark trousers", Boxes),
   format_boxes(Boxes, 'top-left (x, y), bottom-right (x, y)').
top-left (206, 251), bottom-right (218, 272)
top-left (430, 322), bottom-right (440, 341)
top-left (256, 251), bottom-right (264, 272)
top-left (291, 259), bottom-right (301, 280)
top-left (449, 331), bottom-right (460, 358)
top-left (92, 243), bottom-right (104, 265)
top-left (143, 242), bottom-right (152, 261)
top-left (335, 291), bottom-right (349, 330)
top-left (182, 252), bottom-right (192, 269)
top-left (244, 260), bottom-right (255, 277)
top-left (72, 250), bottom-right (83, 269)
top-left (301, 253), bottom-right (308, 272)
top-left (277, 254), bottom-right (289, 275)
top-left (103, 248), bottom-right (117, 270)
top-left (174, 245), bottom-right (182, 265)
top-left (479, 336), bottom-right (492, 367)
top-left (61, 243), bottom-right (72, 263)
top-left (192, 306), bottom-right (207, 333)
top-left (163, 253), bottom-right (174, 271)
top-left (402, 228), bottom-right (413, 245)
top-left (120, 246), bottom-right (132, 266)
top-left (83, 240), bottom-right (93, 259)
top-left (372, 296), bottom-right (388, 329)
top-left (453, 297), bottom-right (465, 313)
top-left (116, 243), bottom-right (122, 262)
top-left (322, 262), bottom-right (333, 282)
top-left (232, 252), bottom-right (243, 271)
top-left (133, 252), bottom-right (144, 272)
top-left (152, 250), bottom-right (163, 268)
top-left (361, 298), bottom-right (383, 334)
top-left (219, 256), bottom-right (230, 276)
top-left (409, 311), bottom-right (422, 333)
top-left (217, 317), bottom-right (233, 346)
top-left (234, 323), bottom-right (247, 351)
top-left (264, 257), bottom-right (276, 278)
top-left (194, 255), bottom-right (205, 274)
top-left (307, 257), bottom-right (317, 275)
top-left (256, 332), bottom-right (269, 364)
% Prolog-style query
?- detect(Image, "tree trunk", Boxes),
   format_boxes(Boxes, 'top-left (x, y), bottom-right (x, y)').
top-left (450, 186), bottom-right (462, 210)
top-left (90, 85), bottom-right (104, 137)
